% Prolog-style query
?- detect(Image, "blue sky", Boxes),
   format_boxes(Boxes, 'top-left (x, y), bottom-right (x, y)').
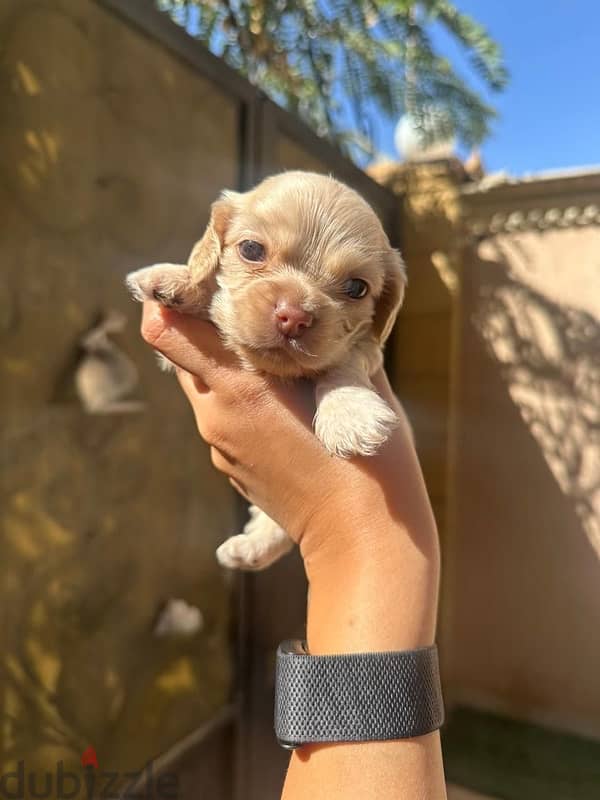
top-left (375, 0), bottom-right (600, 176)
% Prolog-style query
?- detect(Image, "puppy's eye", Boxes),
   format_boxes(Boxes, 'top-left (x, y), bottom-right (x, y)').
top-left (239, 240), bottom-right (266, 262)
top-left (343, 278), bottom-right (369, 299)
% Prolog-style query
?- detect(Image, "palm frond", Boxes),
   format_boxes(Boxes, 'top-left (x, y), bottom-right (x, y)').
top-left (155, 0), bottom-right (508, 162)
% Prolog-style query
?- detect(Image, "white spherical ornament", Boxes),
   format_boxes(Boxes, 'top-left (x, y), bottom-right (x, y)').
top-left (394, 109), bottom-right (456, 161)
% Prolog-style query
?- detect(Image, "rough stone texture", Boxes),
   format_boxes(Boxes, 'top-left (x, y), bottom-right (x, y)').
top-left (0, 0), bottom-right (238, 785)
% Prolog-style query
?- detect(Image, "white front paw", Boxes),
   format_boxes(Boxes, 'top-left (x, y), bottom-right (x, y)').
top-left (216, 507), bottom-right (293, 571)
top-left (216, 534), bottom-right (281, 571)
top-left (314, 386), bottom-right (398, 457)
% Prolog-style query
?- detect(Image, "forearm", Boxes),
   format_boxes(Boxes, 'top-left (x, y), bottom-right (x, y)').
top-left (282, 506), bottom-right (446, 800)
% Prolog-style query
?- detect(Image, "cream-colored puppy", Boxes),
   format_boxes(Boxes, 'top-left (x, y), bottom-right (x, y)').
top-left (127, 171), bottom-right (405, 570)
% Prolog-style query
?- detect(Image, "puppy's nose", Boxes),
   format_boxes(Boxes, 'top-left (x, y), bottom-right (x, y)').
top-left (274, 301), bottom-right (313, 338)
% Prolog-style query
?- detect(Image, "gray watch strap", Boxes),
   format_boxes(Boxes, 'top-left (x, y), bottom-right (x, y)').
top-left (275, 640), bottom-right (444, 749)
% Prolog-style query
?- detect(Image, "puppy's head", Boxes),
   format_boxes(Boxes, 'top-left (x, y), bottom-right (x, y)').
top-left (189, 171), bottom-right (405, 377)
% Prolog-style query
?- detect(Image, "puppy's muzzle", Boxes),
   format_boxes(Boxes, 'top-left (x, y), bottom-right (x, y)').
top-left (274, 300), bottom-right (313, 339)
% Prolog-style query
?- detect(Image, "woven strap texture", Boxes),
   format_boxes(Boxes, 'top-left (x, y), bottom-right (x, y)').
top-left (275, 641), bottom-right (444, 747)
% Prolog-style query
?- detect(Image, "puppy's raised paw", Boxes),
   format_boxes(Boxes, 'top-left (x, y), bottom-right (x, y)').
top-left (216, 506), bottom-right (293, 571)
top-left (314, 386), bottom-right (399, 458)
top-left (216, 533), bottom-right (291, 571)
top-left (216, 534), bottom-right (272, 571)
top-left (126, 263), bottom-right (207, 313)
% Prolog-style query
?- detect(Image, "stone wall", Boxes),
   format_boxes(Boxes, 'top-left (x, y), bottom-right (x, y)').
top-left (0, 0), bottom-right (239, 788)
top-left (0, 3), bottom-right (401, 795)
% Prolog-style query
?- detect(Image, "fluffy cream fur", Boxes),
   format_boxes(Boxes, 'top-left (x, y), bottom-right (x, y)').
top-left (127, 171), bottom-right (406, 570)
top-left (216, 504), bottom-right (294, 570)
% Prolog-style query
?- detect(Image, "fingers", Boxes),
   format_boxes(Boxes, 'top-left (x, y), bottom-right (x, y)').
top-left (211, 447), bottom-right (251, 500)
top-left (141, 301), bottom-right (238, 386)
top-left (210, 445), bottom-right (238, 474)
top-left (177, 368), bottom-right (241, 460)
top-left (176, 365), bottom-right (208, 398)
top-left (371, 368), bottom-right (393, 402)
top-left (229, 476), bottom-right (250, 501)
top-left (371, 369), bottom-right (414, 445)
top-left (175, 366), bottom-right (220, 443)
top-left (372, 368), bottom-right (403, 415)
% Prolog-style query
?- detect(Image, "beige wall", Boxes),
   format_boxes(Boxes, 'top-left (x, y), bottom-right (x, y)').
top-left (372, 161), bottom-right (600, 739)
top-left (445, 178), bottom-right (600, 737)
top-left (0, 0), bottom-right (239, 783)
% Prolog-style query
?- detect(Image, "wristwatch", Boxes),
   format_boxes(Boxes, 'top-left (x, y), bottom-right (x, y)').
top-left (275, 639), bottom-right (444, 749)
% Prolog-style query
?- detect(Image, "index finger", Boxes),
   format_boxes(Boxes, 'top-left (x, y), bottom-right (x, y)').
top-left (140, 301), bottom-right (239, 384)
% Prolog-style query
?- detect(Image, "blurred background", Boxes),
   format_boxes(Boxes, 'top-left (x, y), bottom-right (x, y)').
top-left (1, 0), bottom-right (598, 798)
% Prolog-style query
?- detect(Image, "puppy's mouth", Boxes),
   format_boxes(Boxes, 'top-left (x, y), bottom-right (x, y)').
top-left (234, 330), bottom-right (327, 377)
top-left (268, 334), bottom-right (318, 359)
top-left (247, 336), bottom-right (320, 365)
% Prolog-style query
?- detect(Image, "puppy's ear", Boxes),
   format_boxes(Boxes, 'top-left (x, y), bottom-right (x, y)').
top-left (372, 248), bottom-right (406, 345)
top-left (188, 191), bottom-right (240, 281)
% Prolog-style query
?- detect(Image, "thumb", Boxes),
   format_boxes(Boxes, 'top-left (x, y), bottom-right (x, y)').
top-left (140, 301), bottom-right (238, 385)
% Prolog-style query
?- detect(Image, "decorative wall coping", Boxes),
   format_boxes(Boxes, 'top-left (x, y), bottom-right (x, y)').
top-left (466, 203), bottom-right (600, 237)
top-left (461, 167), bottom-right (600, 237)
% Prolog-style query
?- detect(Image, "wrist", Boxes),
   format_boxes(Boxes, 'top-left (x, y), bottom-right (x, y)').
top-left (301, 508), bottom-right (440, 655)
top-left (299, 484), bottom-right (439, 583)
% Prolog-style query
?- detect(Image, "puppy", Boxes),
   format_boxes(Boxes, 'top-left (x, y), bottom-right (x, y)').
top-left (127, 171), bottom-right (406, 570)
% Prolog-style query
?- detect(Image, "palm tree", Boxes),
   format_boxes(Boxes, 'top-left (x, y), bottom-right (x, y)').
top-left (157, 0), bottom-right (507, 163)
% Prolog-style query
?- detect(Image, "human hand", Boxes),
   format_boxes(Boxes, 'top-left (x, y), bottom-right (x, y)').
top-left (140, 301), bottom-right (440, 653)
